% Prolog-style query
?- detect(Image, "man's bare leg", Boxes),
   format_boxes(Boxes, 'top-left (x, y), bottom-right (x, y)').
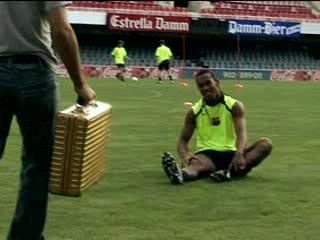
top-left (232, 138), bottom-right (273, 177)
top-left (181, 154), bottom-right (216, 181)
top-left (162, 152), bottom-right (215, 184)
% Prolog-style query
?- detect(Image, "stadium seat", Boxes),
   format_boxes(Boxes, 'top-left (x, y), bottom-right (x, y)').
top-left (200, 1), bottom-right (319, 22)
top-left (70, 1), bottom-right (189, 14)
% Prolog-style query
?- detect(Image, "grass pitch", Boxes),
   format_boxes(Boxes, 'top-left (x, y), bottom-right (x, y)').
top-left (0, 79), bottom-right (320, 240)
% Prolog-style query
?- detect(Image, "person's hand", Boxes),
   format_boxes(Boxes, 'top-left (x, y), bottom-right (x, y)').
top-left (229, 152), bottom-right (246, 172)
top-left (181, 154), bottom-right (199, 167)
top-left (74, 82), bottom-right (96, 105)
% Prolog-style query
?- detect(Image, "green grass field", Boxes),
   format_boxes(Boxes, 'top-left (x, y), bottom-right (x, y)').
top-left (1, 79), bottom-right (320, 240)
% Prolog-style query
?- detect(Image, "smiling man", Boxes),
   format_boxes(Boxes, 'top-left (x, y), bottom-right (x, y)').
top-left (162, 69), bottom-right (273, 184)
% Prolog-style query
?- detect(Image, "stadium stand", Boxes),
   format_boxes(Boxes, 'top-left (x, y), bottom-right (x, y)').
top-left (68, 1), bottom-right (320, 70)
top-left (198, 47), bottom-right (320, 70)
top-left (70, 1), bottom-right (319, 21)
top-left (70, 1), bottom-right (188, 15)
top-left (78, 44), bottom-right (320, 70)
top-left (200, 1), bottom-right (320, 22)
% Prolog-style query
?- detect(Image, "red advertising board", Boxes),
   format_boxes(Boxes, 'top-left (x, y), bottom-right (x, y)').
top-left (271, 70), bottom-right (320, 81)
top-left (57, 65), bottom-right (320, 81)
top-left (57, 65), bottom-right (184, 80)
top-left (107, 13), bottom-right (190, 33)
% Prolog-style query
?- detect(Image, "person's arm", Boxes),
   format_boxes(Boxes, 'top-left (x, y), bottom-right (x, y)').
top-left (155, 47), bottom-right (160, 63)
top-left (111, 48), bottom-right (116, 57)
top-left (229, 101), bottom-right (247, 171)
top-left (168, 48), bottom-right (173, 62)
top-left (177, 109), bottom-right (196, 166)
top-left (124, 48), bottom-right (128, 60)
top-left (47, 6), bottom-right (95, 103)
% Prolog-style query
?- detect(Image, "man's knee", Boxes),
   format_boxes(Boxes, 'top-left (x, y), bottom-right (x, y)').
top-left (188, 157), bottom-right (215, 174)
top-left (258, 138), bottom-right (273, 154)
top-left (189, 158), bottom-right (203, 168)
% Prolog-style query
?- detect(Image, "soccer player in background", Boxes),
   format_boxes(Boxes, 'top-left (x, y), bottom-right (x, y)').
top-left (111, 40), bottom-right (127, 81)
top-left (155, 39), bottom-right (174, 84)
top-left (162, 69), bottom-right (273, 184)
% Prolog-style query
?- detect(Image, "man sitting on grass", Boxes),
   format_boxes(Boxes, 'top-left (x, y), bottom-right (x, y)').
top-left (162, 69), bottom-right (273, 184)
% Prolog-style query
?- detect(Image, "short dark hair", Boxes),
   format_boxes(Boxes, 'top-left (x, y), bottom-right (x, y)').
top-left (118, 40), bottom-right (124, 45)
top-left (195, 69), bottom-right (217, 80)
top-left (159, 39), bottom-right (165, 45)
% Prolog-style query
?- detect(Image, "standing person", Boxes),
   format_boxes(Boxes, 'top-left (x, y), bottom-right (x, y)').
top-left (0, 2), bottom-right (96, 240)
top-left (111, 40), bottom-right (127, 82)
top-left (161, 69), bottom-right (272, 184)
top-left (155, 39), bottom-right (173, 84)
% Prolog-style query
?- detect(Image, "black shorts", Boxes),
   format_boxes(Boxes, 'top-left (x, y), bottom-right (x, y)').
top-left (196, 149), bottom-right (251, 177)
top-left (158, 60), bottom-right (170, 71)
top-left (196, 150), bottom-right (235, 170)
top-left (116, 64), bottom-right (125, 68)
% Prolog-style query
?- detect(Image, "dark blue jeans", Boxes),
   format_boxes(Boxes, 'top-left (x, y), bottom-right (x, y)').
top-left (0, 60), bottom-right (57, 240)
